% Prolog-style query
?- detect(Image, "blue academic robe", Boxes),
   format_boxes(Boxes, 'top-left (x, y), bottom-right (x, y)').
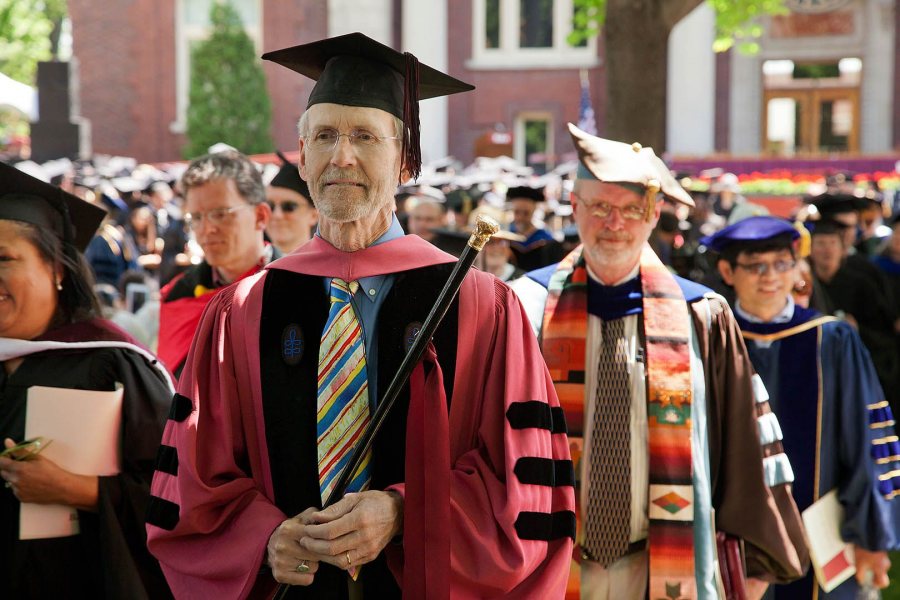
top-left (737, 307), bottom-right (900, 599)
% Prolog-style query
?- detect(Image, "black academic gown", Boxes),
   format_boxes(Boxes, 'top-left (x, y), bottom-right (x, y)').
top-left (818, 264), bottom-right (900, 411)
top-left (258, 265), bottom-right (459, 598)
top-left (0, 341), bottom-right (173, 599)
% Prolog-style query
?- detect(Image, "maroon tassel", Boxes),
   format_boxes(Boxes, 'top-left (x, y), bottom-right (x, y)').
top-left (402, 52), bottom-right (422, 182)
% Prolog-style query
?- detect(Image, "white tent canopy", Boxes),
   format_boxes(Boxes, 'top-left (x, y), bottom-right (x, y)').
top-left (0, 72), bottom-right (37, 120)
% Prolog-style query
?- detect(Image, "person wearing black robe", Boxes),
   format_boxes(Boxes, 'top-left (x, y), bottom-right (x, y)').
top-left (808, 219), bottom-right (900, 415)
top-left (0, 163), bottom-right (174, 599)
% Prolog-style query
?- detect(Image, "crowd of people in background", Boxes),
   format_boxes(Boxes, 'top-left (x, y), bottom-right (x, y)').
top-left (10, 149), bottom-right (898, 412)
top-left (2, 136), bottom-right (900, 598)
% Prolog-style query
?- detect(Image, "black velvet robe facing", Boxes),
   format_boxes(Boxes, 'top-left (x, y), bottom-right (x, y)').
top-left (259, 264), bottom-right (458, 599)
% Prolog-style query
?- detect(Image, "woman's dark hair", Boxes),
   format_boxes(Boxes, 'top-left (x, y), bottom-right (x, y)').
top-left (719, 232), bottom-right (795, 267)
top-left (13, 221), bottom-right (101, 325)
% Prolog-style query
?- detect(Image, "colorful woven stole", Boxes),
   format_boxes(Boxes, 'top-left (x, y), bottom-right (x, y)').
top-left (317, 278), bottom-right (372, 503)
top-left (541, 244), bottom-right (696, 599)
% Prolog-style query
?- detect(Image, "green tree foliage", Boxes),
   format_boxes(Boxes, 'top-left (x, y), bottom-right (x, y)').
top-left (0, 0), bottom-right (53, 84)
top-left (708, 0), bottom-right (788, 53)
top-left (569, 0), bottom-right (788, 54)
top-left (565, 0), bottom-right (788, 150)
top-left (183, 0), bottom-right (273, 159)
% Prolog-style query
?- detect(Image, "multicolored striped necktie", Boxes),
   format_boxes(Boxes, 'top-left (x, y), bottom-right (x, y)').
top-left (317, 278), bottom-right (372, 503)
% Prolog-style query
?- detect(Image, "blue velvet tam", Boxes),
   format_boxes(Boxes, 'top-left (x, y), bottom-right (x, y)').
top-left (700, 215), bottom-right (799, 252)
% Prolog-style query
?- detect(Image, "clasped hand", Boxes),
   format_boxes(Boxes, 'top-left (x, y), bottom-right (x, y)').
top-left (267, 490), bottom-right (403, 586)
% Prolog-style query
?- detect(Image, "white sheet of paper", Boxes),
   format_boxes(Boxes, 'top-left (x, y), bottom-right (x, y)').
top-left (801, 488), bottom-right (856, 593)
top-left (20, 384), bottom-right (123, 540)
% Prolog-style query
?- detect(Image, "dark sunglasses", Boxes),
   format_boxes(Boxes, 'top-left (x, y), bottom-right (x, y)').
top-left (266, 200), bottom-right (304, 214)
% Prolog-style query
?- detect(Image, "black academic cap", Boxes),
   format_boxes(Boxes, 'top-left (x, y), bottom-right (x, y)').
top-left (262, 32), bottom-right (474, 181)
top-left (428, 228), bottom-right (470, 257)
top-left (506, 186), bottom-right (544, 203)
top-left (443, 188), bottom-right (471, 213)
top-left (806, 218), bottom-right (850, 237)
top-left (0, 162), bottom-right (106, 252)
top-left (269, 151), bottom-right (311, 201)
top-left (806, 192), bottom-right (867, 217)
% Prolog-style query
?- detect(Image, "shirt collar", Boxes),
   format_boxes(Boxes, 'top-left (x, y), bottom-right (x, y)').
top-left (586, 262), bottom-right (640, 287)
top-left (322, 214), bottom-right (404, 303)
top-left (735, 295), bottom-right (795, 324)
top-left (314, 213), bottom-right (404, 247)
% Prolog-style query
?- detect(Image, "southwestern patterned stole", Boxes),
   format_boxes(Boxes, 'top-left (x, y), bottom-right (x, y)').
top-left (542, 244), bottom-right (696, 599)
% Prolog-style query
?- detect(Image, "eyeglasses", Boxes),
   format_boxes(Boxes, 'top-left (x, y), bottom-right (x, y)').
top-left (266, 200), bottom-right (306, 214)
top-left (735, 259), bottom-right (797, 276)
top-left (184, 204), bottom-right (252, 230)
top-left (303, 128), bottom-right (401, 154)
top-left (573, 194), bottom-right (646, 221)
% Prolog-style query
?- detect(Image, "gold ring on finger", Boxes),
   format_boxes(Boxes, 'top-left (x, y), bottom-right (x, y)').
top-left (346, 551), bottom-right (352, 568)
top-left (295, 559), bottom-right (310, 573)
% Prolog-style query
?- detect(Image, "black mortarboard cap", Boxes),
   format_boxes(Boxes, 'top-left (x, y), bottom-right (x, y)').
top-left (0, 162), bottom-right (106, 252)
top-left (807, 218), bottom-right (850, 237)
top-left (506, 186), bottom-right (544, 203)
top-left (269, 151), bottom-right (311, 201)
top-left (443, 188), bottom-right (470, 213)
top-left (806, 192), bottom-right (867, 217)
top-left (262, 32), bottom-right (474, 181)
top-left (428, 228), bottom-right (470, 257)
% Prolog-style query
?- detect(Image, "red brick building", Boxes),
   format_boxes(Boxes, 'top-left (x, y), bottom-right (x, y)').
top-left (68, 0), bottom-right (327, 162)
top-left (66, 0), bottom-right (898, 169)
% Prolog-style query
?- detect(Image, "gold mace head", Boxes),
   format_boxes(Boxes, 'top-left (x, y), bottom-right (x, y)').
top-left (468, 214), bottom-right (500, 251)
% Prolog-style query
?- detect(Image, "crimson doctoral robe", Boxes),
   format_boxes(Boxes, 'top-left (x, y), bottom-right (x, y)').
top-left (146, 234), bottom-right (575, 599)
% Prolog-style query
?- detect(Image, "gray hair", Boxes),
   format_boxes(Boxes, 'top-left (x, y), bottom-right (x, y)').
top-left (181, 149), bottom-right (265, 205)
top-left (296, 111), bottom-right (404, 139)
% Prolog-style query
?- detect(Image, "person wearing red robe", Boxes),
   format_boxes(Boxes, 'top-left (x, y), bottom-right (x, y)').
top-left (146, 33), bottom-right (575, 599)
top-left (157, 150), bottom-right (277, 378)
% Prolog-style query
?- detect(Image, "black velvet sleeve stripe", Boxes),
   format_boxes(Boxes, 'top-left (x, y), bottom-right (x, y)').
top-left (514, 510), bottom-right (576, 541)
top-left (146, 496), bottom-right (180, 531)
top-left (506, 401), bottom-right (568, 434)
top-left (514, 457), bottom-right (575, 487)
top-left (155, 444), bottom-right (179, 476)
top-left (168, 393), bottom-right (192, 422)
top-left (550, 406), bottom-right (567, 434)
top-left (507, 401), bottom-right (551, 430)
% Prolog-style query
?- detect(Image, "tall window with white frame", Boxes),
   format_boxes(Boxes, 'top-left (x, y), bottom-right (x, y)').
top-left (173, 0), bottom-right (262, 133)
top-left (472, 0), bottom-right (596, 68)
top-left (515, 113), bottom-right (553, 174)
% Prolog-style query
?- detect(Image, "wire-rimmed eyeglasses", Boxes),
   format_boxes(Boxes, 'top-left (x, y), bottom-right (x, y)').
top-left (184, 204), bottom-right (252, 230)
top-left (734, 259), bottom-right (797, 276)
top-left (303, 128), bottom-right (401, 154)
top-left (572, 193), bottom-right (646, 221)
